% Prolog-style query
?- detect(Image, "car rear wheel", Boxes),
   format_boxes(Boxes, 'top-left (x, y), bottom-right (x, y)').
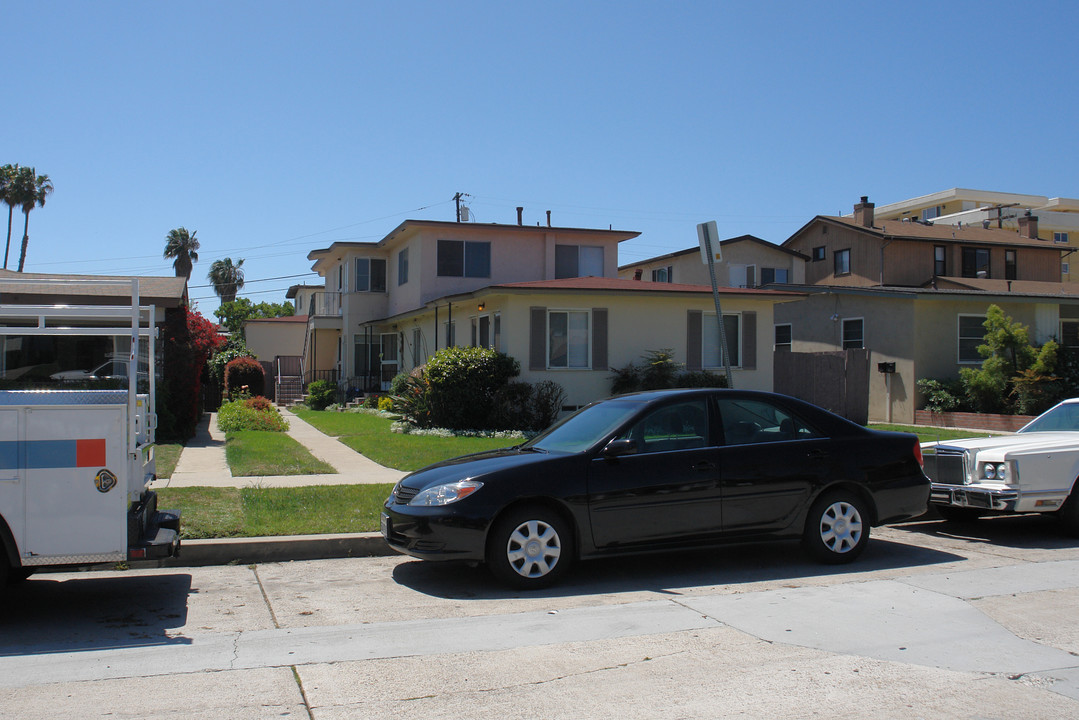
top-left (803, 491), bottom-right (869, 564)
top-left (486, 506), bottom-right (574, 589)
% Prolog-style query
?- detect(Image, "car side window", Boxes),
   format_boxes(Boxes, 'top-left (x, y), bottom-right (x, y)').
top-left (717, 398), bottom-right (822, 445)
top-left (616, 399), bottom-right (710, 455)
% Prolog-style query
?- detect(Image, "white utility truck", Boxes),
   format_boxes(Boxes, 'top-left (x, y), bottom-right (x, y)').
top-left (0, 279), bottom-right (180, 587)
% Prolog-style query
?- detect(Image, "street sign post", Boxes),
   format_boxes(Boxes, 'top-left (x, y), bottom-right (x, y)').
top-left (697, 221), bottom-right (733, 388)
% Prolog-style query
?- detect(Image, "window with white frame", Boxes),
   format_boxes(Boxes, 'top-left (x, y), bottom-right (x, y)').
top-left (398, 248), bottom-right (409, 285)
top-left (651, 265), bottom-right (673, 283)
top-left (471, 315), bottom-right (492, 348)
top-left (958, 314), bottom-right (987, 363)
top-left (548, 310), bottom-right (590, 368)
top-left (555, 245), bottom-right (604, 279)
top-left (1064, 262), bottom-right (1071, 275)
top-left (702, 313), bottom-right (740, 368)
top-left (774, 323), bottom-right (792, 351)
top-left (355, 258), bottom-right (387, 292)
top-left (841, 318), bottom-right (863, 349)
top-left (437, 240), bottom-right (491, 278)
top-left (1055, 232), bottom-right (1070, 244)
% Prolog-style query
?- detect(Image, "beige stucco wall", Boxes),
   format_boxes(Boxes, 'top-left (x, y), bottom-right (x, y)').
top-left (379, 290), bottom-right (783, 409)
top-left (243, 321), bottom-right (306, 363)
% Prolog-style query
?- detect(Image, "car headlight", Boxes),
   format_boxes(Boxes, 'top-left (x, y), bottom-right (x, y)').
top-left (408, 480), bottom-right (484, 506)
top-left (981, 462), bottom-right (1009, 482)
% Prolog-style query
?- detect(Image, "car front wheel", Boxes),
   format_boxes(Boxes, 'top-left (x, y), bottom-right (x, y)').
top-left (803, 491), bottom-right (870, 564)
top-left (486, 506), bottom-right (574, 589)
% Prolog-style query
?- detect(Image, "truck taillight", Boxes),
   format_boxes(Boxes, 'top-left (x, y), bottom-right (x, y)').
top-left (913, 441), bottom-right (924, 468)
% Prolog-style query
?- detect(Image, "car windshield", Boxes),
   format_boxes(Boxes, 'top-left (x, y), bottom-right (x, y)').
top-left (522, 400), bottom-right (641, 454)
top-left (1019, 402), bottom-right (1079, 433)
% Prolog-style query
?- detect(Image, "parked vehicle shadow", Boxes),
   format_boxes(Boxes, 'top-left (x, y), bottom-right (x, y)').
top-left (390, 537), bottom-right (964, 600)
top-left (892, 511), bottom-right (1079, 551)
top-left (0, 573), bottom-right (193, 655)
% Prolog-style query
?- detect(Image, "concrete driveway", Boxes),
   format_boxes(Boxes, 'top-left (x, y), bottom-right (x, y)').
top-left (2, 516), bottom-right (1078, 718)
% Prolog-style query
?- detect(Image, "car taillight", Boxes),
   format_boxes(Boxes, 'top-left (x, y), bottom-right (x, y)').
top-left (913, 441), bottom-right (924, 468)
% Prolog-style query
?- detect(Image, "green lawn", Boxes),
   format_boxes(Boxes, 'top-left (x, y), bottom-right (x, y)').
top-left (155, 443), bottom-right (183, 479)
top-left (156, 484), bottom-right (393, 538)
top-left (225, 430), bottom-right (336, 476)
top-left (294, 409), bottom-right (516, 471)
top-left (869, 423), bottom-right (1003, 445)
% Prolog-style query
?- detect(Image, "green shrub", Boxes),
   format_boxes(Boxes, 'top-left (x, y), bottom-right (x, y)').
top-left (531, 380), bottom-right (567, 429)
top-left (217, 399), bottom-right (289, 432)
top-left (224, 356), bottom-right (265, 399)
top-left (306, 379), bottom-right (337, 411)
top-left (425, 346), bottom-right (520, 430)
top-left (676, 370), bottom-right (728, 388)
top-left (391, 376), bottom-right (432, 426)
top-left (244, 395), bottom-right (275, 412)
top-left (916, 378), bottom-right (963, 413)
top-left (389, 372), bottom-right (412, 397)
top-left (490, 381), bottom-right (536, 430)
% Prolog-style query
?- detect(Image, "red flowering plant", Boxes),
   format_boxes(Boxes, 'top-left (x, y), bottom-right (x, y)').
top-left (157, 306), bottom-right (225, 441)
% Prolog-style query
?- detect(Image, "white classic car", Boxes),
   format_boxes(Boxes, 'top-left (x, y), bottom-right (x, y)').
top-left (922, 398), bottom-right (1079, 535)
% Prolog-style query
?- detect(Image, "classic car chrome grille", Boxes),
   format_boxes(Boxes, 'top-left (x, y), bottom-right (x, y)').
top-left (393, 484), bottom-right (419, 504)
top-left (927, 447), bottom-right (967, 486)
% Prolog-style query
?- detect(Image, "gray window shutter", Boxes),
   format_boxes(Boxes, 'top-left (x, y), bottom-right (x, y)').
top-left (529, 307), bottom-right (547, 370)
top-left (686, 310), bottom-right (702, 371)
top-left (741, 311), bottom-right (756, 369)
top-left (592, 308), bottom-right (608, 371)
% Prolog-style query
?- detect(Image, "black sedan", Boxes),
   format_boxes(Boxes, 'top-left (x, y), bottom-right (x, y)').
top-left (382, 389), bottom-right (930, 588)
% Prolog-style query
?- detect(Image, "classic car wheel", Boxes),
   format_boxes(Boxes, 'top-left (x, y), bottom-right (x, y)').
top-left (803, 491), bottom-right (869, 564)
top-left (487, 506), bottom-right (574, 589)
top-left (934, 505), bottom-right (984, 523)
top-left (1058, 488), bottom-right (1079, 538)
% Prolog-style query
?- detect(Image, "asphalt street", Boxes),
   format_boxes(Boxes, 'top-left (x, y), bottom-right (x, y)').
top-left (2, 514), bottom-right (1078, 719)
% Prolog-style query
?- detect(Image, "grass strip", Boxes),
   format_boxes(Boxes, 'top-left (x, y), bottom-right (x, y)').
top-left (157, 484), bottom-right (394, 539)
top-left (294, 408), bottom-right (515, 471)
top-left (225, 430), bottom-right (336, 477)
top-left (155, 443), bottom-right (183, 479)
top-left (869, 423), bottom-right (1002, 445)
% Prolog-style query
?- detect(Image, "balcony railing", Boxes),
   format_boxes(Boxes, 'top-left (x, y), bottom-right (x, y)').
top-left (308, 292), bottom-right (342, 317)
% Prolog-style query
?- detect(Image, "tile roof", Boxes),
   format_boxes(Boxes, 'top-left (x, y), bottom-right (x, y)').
top-left (826, 216), bottom-right (1059, 249)
top-left (490, 276), bottom-right (802, 295)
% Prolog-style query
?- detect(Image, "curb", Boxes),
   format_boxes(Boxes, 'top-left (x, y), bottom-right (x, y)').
top-left (133, 532), bottom-right (397, 569)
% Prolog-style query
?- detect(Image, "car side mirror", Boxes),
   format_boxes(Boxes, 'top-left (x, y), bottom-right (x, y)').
top-left (603, 438), bottom-right (638, 458)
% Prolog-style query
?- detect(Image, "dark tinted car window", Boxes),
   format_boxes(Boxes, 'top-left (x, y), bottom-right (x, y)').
top-left (717, 397), bottom-right (822, 445)
top-left (525, 400), bottom-right (640, 454)
top-left (616, 399), bottom-right (710, 454)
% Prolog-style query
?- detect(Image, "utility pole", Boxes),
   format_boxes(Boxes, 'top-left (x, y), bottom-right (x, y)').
top-left (454, 192), bottom-right (470, 222)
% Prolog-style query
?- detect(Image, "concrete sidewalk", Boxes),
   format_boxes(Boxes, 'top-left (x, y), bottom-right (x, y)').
top-left (150, 408), bottom-right (406, 490)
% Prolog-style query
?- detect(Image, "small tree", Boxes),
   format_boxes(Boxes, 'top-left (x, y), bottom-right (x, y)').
top-left (959, 305), bottom-right (1059, 414)
top-left (424, 346), bottom-right (520, 430)
top-left (223, 356), bottom-right (265, 399)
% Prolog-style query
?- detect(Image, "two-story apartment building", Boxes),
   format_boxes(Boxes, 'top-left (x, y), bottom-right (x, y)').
top-left (298, 216), bottom-right (804, 409)
top-left (618, 234), bottom-right (807, 288)
top-left (776, 197), bottom-right (1079, 424)
top-left (862, 188), bottom-right (1079, 281)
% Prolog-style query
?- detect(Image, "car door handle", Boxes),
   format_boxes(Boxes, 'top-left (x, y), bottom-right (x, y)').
top-left (692, 461), bottom-right (717, 472)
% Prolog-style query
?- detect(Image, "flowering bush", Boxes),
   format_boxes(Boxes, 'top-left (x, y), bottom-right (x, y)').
top-left (377, 395), bottom-right (395, 412)
top-left (244, 395), bottom-right (275, 412)
top-left (390, 421), bottom-right (529, 440)
top-left (217, 398), bottom-right (289, 432)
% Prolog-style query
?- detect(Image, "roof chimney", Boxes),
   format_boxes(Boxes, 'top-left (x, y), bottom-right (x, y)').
top-left (633, 268), bottom-right (643, 281)
top-left (546, 210), bottom-right (552, 227)
top-left (1018, 211), bottom-right (1040, 239)
top-left (853, 196), bottom-right (875, 228)
top-left (516, 206), bottom-right (524, 226)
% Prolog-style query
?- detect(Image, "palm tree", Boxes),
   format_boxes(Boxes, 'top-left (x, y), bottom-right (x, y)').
top-left (208, 257), bottom-right (245, 303)
top-left (16, 168), bottom-right (53, 272)
top-left (163, 227), bottom-right (200, 279)
top-left (1, 164), bottom-right (21, 269)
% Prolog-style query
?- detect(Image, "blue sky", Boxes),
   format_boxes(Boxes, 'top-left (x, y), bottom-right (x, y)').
top-left (5, 1), bottom-right (1076, 318)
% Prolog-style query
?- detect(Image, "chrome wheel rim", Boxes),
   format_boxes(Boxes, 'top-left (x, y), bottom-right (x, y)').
top-left (506, 519), bottom-right (561, 578)
top-left (819, 501), bottom-right (863, 554)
